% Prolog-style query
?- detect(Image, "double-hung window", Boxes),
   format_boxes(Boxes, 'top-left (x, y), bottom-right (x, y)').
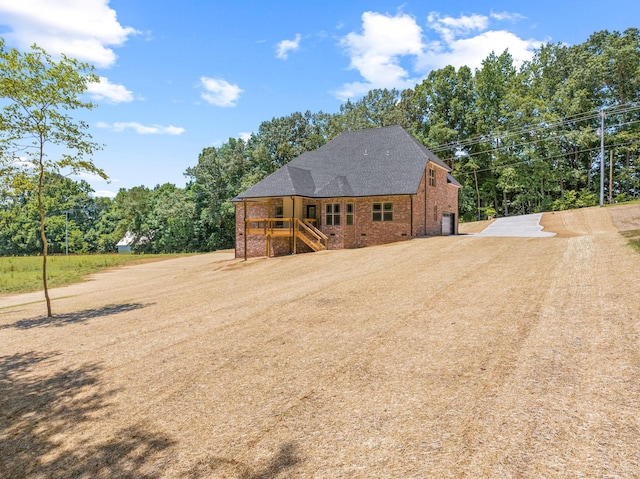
top-left (372, 202), bottom-right (393, 222)
top-left (429, 167), bottom-right (436, 186)
top-left (346, 203), bottom-right (354, 225)
top-left (326, 203), bottom-right (341, 226)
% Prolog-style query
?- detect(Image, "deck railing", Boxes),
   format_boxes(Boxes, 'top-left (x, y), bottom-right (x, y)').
top-left (296, 219), bottom-right (328, 252)
top-left (244, 217), bottom-right (327, 252)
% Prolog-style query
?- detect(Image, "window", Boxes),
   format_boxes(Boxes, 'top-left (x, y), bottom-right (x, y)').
top-left (372, 202), bottom-right (393, 222)
top-left (326, 203), bottom-right (341, 226)
top-left (429, 167), bottom-right (436, 186)
top-left (346, 203), bottom-right (354, 225)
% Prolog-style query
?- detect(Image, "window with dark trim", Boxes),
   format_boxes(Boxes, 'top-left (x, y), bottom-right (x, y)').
top-left (346, 203), bottom-right (354, 225)
top-left (372, 202), bottom-right (393, 222)
top-left (326, 203), bottom-right (341, 226)
top-left (429, 167), bottom-right (436, 186)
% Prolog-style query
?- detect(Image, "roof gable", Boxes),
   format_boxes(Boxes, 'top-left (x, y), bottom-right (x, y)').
top-left (237, 125), bottom-right (451, 199)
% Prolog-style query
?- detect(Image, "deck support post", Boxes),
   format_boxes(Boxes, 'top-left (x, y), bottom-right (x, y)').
top-left (243, 200), bottom-right (247, 261)
top-left (291, 196), bottom-right (295, 254)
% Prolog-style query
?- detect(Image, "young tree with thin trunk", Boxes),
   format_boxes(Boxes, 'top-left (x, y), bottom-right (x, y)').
top-left (0, 39), bottom-right (106, 317)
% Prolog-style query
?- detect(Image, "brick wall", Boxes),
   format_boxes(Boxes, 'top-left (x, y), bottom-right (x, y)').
top-left (412, 172), bottom-right (427, 237)
top-left (235, 199), bottom-right (291, 258)
top-left (320, 196), bottom-right (413, 249)
top-left (425, 164), bottom-right (459, 235)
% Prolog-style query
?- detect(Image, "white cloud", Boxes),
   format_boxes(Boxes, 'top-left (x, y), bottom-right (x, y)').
top-left (71, 171), bottom-right (108, 182)
top-left (276, 34), bottom-right (301, 59)
top-left (418, 14), bottom-right (541, 72)
top-left (96, 122), bottom-right (185, 135)
top-left (239, 132), bottom-right (252, 142)
top-left (335, 11), bottom-right (424, 100)
top-left (86, 76), bottom-right (134, 103)
top-left (335, 10), bottom-right (542, 100)
top-left (3, 156), bottom-right (32, 169)
top-left (93, 190), bottom-right (117, 198)
top-left (421, 30), bottom-right (541, 72)
top-left (427, 13), bottom-right (488, 43)
top-left (0, 0), bottom-right (138, 68)
top-left (200, 77), bottom-right (243, 107)
top-left (490, 11), bottom-right (526, 22)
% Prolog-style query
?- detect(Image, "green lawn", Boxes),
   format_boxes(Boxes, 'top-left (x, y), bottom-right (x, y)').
top-left (0, 254), bottom-right (188, 294)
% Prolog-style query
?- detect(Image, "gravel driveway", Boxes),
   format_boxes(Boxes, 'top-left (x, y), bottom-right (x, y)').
top-left (473, 212), bottom-right (556, 237)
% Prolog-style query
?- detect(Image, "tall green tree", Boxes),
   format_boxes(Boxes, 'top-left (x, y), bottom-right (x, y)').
top-left (0, 39), bottom-right (105, 317)
top-left (185, 140), bottom-right (247, 251)
top-left (468, 50), bottom-right (517, 215)
top-left (413, 65), bottom-right (476, 162)
top-left (246, 111), bottom-right (331, 175)
top-left (110, 186), bottom-right (152, 249)
top-left (329, 89), bottom-right (409, 134)
top-left (146, 183), bottom-right (196, 253)
top-left (0, 173), bottom-right (98, 255)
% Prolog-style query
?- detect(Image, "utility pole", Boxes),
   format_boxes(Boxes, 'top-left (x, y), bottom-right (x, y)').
top-left (599, 109), bottom-right (605, 207)
top-left (65, 210), bottom-right (69, 255)
top-left (609, 150), bottom-right (614, 204)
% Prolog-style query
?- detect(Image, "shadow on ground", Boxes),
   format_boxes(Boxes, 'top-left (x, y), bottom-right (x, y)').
top-left (1, 302), bottom-right (151, 330)
top-left (0, 351), bottom-right (174, 479)
top-left (186, 442), bottom-right (302, 479)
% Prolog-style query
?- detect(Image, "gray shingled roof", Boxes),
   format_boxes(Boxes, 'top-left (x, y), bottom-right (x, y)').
top-left (236, 125), bottom-right (453, 199)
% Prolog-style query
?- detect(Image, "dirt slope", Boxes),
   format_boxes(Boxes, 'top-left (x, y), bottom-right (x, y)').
top-left (1, 205), bottom-right (639, 478)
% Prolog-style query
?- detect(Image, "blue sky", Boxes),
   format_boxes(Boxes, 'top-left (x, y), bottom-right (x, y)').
top-left (0, 0), bottom-right (638, 197)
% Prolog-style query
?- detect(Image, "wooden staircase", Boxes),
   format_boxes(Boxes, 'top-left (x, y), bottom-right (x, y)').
top-left (295, 219), bottom-right (328, 252)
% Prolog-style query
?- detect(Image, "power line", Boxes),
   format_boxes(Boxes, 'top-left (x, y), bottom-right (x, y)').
top-left (438, 117), bottom-right (640, 166)
top-left (450, 139), bottom-right (639, 178)
top-left (427, 102), bottom-right (640, 155)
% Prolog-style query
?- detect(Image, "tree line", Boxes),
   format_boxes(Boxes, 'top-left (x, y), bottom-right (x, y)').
top-left (2, 28), bottom-right (639, 256)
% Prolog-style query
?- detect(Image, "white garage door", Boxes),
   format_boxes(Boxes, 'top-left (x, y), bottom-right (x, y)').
top-left (441, 213), bottom-right (453, 235)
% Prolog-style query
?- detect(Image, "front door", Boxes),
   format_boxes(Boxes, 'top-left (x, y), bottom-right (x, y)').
top-left (306, 205), bottom-right (317, 224)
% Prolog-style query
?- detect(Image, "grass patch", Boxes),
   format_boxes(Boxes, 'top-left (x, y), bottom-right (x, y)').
top-left (0, 254), bottom-right (189, 294)
top-left (620, 229), bottom-right (640, 254)
top-left (620, 229), bottom-right (640, 239)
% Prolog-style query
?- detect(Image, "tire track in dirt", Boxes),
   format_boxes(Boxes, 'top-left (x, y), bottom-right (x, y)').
top-left (116, 237), bottom-right (516, 454)
top-left (188, 238), bottom-right (563, 476)
top-left (448, 208), bottom-right (640, 477)
top-left (103, 236), bottom-right (526, 474)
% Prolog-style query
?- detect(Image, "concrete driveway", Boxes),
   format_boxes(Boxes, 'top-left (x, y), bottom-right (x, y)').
top-left (475, 213), bottom-right (556, 237)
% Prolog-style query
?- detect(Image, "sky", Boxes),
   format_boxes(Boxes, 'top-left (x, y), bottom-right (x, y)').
top-left (0, 0), bottom-right (638, 197)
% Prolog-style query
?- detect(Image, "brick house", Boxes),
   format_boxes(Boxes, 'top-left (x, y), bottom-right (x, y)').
top-left (234, 125), bottom-right (460, 259)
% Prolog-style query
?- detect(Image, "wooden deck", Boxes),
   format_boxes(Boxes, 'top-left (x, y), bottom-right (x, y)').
top-left (244, 218), bottom-right (328, 257)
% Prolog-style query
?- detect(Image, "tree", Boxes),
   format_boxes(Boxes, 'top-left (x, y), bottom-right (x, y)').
top-left (0, 39), bottom-right (106, 317)
top-left (0, 173), bottom-right (98, 256)
top-left (330, 89), bottom-right (408, 134)
top-left (185, 141), bottom-right (247, 251)
top-left (83, 196), bottom-right (120, 254)
top-left (146, 183), bottom-right (196, 253)
top-left (413, 65), bottom-right (476, 160)
top-left (110, 186), bottom-right (152, 250)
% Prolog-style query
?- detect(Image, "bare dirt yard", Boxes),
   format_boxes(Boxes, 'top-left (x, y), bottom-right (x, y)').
top-left (2, 204), bottom-right (640, 478)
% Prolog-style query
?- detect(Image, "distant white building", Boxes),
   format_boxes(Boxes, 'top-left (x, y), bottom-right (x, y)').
top-left (116, 231), bottom-right (148, 253)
